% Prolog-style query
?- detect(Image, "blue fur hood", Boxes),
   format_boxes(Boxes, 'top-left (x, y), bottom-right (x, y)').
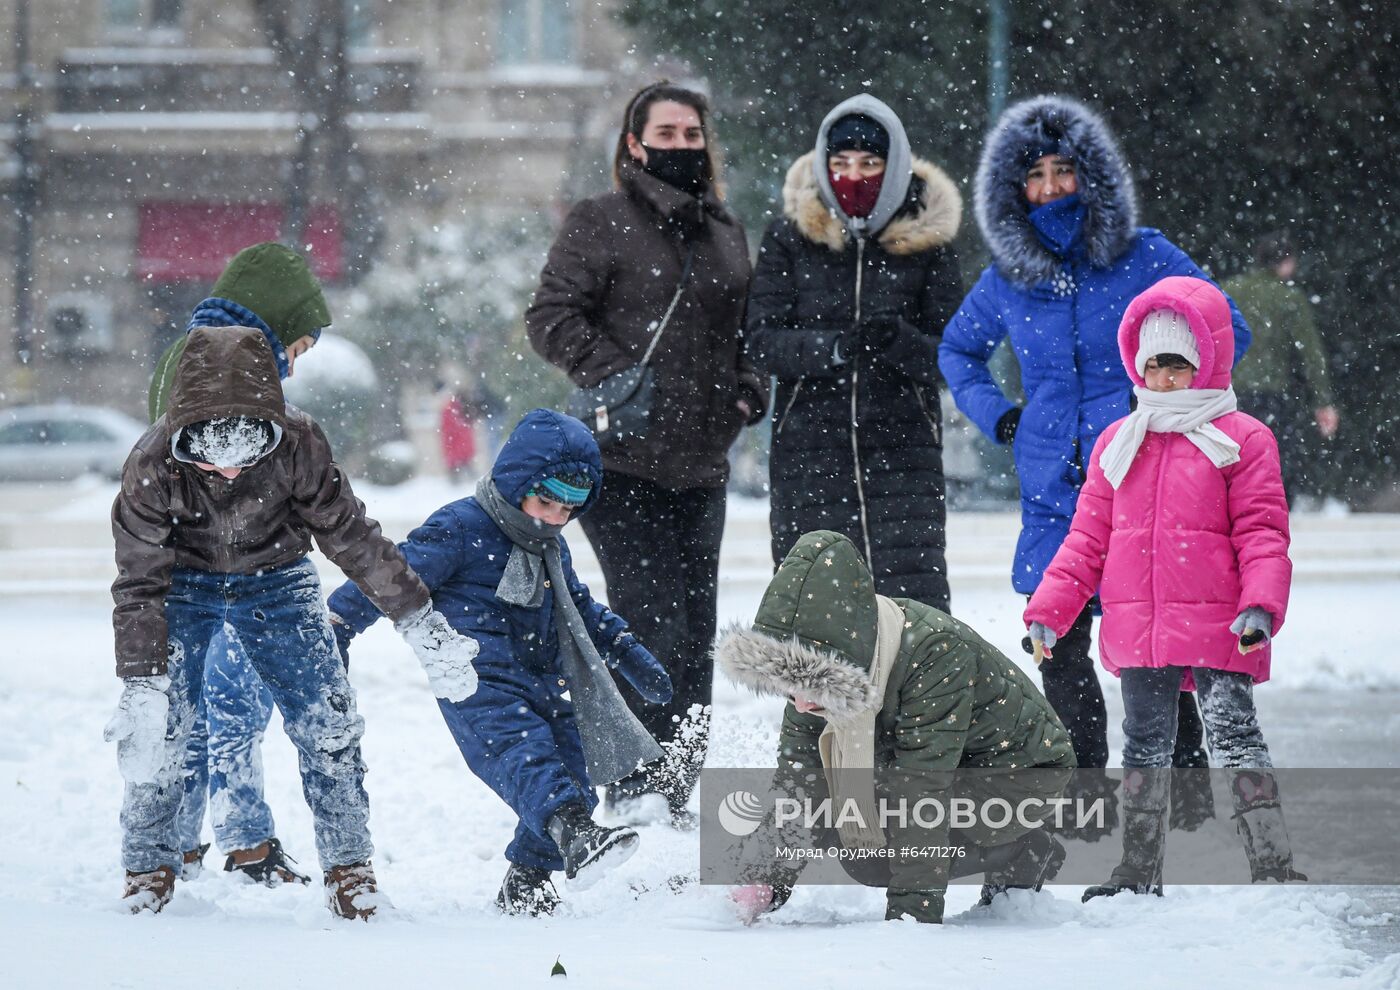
top-left (974, 95), bottom-right (1138, 287)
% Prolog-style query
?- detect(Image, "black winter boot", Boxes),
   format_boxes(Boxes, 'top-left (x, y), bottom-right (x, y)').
top-left (977, 829), bottom-right (1068, 905)
top-left (1231, 770), bottom-right (1307, 882)
top-left (1083, 768), bottom-right (1169, 902)
top-left (547, 803), bottom-right (639, 889)
top-left (224, 837), bottom-right (311, 886)
top-left (496, 863), bottom-right (561, 916)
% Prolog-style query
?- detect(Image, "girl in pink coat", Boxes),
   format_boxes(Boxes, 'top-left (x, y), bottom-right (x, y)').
top-left (1024, 275), bottom-right (1302, 899)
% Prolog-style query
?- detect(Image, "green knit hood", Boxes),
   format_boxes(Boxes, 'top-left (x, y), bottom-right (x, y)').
top-left (211, 242), bottom-right (331, 346)
top-left (715, 531), bottom-right (881, 719)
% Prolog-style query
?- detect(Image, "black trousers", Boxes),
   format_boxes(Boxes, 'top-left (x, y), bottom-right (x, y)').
top-left (1036, 604), bottom-right (1207, 770)
top-left (578, 472), bottom-right (726, 805)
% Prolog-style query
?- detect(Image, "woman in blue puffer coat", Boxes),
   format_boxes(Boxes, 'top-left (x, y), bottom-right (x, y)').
top-left (939, 95), bottom-right (1250, 794)
top-left (327, 409), bottom-right (673, 915)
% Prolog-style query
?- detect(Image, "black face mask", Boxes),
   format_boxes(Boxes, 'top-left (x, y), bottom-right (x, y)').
top-left (640, 144), bottom-right (709, 195)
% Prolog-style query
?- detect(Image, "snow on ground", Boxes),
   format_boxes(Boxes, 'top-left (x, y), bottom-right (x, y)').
top-left (2, 478), bottom-right (1400, 985)
top-left (2, 504), bottom-right (1399, 987)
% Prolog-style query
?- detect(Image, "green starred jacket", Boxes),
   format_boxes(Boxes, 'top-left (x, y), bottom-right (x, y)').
top-left (716, 530), bottom-right (1074, 921)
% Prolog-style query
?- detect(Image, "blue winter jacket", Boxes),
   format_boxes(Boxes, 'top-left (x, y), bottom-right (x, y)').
top-left (939, 96), bottom-right (1251, 594)
top-left (327, 409), bottom-right (652, 819)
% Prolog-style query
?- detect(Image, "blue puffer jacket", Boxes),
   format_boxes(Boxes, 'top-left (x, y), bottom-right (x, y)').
top-left (328, 410), bottom-right (665, 857)
top-left (939, 96), bottom-right (1251, 594)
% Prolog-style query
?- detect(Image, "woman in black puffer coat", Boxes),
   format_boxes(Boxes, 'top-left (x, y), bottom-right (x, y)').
top-left (747, 94), bottom-right (963, 610)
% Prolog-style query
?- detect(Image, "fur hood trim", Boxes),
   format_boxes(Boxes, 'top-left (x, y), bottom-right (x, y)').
top-left (782, 152), bottom-right (962, 255)
top-left (974, 94), bottom-right (1138, 286)
top-left (714, 621), bottom-right (877, 720)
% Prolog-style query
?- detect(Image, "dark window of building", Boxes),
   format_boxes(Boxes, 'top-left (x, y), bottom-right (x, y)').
top-left (345, 0), bottom-right (375, 48)
top-left (497, 0), bottom-right (576, 66)
top-left (107, 0), bottom-right (183, 31)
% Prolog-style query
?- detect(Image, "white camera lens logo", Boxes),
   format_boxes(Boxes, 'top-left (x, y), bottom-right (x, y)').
top-left (717, 790), bottom-right (765, 837)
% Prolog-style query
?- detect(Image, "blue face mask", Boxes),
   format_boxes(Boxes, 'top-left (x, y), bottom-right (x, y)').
top-left (1027, 193), bottom-right (1088, 259)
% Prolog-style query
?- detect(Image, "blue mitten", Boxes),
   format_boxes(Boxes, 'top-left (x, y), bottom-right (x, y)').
top-left (610, 637), bottom-right (673, 704)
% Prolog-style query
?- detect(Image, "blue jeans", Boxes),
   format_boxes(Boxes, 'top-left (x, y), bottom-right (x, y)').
top-left (120, 558), bottom-right (372, 874)
top-left (174, 627), bottom-right (277, 856)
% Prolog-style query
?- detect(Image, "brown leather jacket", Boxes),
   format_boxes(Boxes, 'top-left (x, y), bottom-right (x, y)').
top-left (525, 160), bottom-right (768, 489)
top-left (111, 327), bottom-right (429, 678)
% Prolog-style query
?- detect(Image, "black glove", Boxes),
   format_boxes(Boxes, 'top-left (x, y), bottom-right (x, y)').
top-left (857, 314), bottom-right (902, 353)
top-left (996, 407), bottom-right (1022, 445)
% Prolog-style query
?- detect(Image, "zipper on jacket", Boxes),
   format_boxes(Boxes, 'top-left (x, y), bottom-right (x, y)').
top-left (913, 384), bottom-right (943, 448)
top-left (849, 236), bottom-right (874, 570)
top-left (775, 379), bottom-right (804, 436)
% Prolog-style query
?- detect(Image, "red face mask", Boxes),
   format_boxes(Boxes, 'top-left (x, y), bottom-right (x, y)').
top-left (830, 171), bottom-right (884, 218)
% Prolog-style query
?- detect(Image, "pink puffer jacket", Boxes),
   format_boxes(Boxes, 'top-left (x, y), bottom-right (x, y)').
top-left (1024, 276), bottom-right (1291, 683)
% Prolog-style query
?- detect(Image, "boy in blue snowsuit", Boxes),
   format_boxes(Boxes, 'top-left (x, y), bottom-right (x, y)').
top-left (328, 409), bottom-right (673, 915)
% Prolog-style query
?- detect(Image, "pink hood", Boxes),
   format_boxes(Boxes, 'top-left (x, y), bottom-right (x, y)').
top-left (1118, 275), bottom-right (1234, 389)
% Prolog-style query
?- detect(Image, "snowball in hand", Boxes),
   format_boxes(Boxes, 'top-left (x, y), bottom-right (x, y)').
top-left (396, 606), bottom-right (480, 702)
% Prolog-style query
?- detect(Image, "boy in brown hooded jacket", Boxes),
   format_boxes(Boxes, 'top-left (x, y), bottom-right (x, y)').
top-left (107, 326), bottom-right (480, 919)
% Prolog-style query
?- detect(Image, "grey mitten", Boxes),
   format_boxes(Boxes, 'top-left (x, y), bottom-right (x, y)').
top-left (1230, 607), bottom-right (1274, 653)
top-left (103, 675), bottom-right (172, 785)
top-left (1028, 621), bottom-right (1058, 664)
top-left (395, 604), bottom-right (481, 702)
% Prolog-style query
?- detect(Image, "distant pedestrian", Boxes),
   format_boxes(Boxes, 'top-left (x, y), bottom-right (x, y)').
top-left (1223, 232), bottom-right (1339, 506)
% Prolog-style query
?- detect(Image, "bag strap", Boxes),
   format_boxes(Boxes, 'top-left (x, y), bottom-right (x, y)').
top-left (637, 240), bottom-right (698, 368)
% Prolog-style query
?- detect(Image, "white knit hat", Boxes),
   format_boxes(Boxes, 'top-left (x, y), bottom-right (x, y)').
top-left (1135, 308), bottom-right (1200, 377)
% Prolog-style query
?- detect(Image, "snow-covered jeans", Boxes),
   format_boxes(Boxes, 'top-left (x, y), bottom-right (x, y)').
top-left (1119, 666), bottom-right (1274, 770)
top-left (174, 627), bottom-right (277, 856)
top-left (121, 558), bottom-right (372, 874)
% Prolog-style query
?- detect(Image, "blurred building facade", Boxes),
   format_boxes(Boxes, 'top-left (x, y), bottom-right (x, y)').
top-left (0, 0), bottom-right (653, 412)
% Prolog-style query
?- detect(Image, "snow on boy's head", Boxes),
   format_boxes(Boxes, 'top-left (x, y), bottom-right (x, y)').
top-left (179, 416), bottom-right (278, 469)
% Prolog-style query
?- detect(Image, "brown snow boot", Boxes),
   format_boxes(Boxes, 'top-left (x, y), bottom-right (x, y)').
top-left (324, 861), bottom-right (380, 920)
top-left (224, 838), bottom-right (311, 886)
top-left (180, 842), bottom-right (211, 881)
top-left (123, 866), bottom-right (176, 914)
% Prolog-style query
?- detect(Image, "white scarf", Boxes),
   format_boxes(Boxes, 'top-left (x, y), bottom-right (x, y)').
top-left (1100, 386), bottom-right (1241, 490)
top-left (817, 595), bottom-right (905, 851)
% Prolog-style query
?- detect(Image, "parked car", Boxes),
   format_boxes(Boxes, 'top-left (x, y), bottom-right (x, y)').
top-left (0, 405), bottom-right (146, 482)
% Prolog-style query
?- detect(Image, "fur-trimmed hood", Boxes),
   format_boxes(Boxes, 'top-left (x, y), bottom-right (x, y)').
top-left (975, 95), bottom-right (1138, 286)
top-left (715, 622), bottom-right (877, 720)
top-left (713, 530), bottom-right (880, 719)
top-left (783, 151), bottom-right (962, 255)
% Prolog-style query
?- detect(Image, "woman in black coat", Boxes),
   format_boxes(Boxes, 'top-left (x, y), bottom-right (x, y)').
top-left (747, 93), bottom-right (963, 610)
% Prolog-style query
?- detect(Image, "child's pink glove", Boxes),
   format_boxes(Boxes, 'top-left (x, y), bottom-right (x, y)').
top-left (731, 884), bottom-right (777, 925)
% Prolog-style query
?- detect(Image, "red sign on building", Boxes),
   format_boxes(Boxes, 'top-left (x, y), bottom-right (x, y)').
top-left (137, 202), bottom-right (343, 283)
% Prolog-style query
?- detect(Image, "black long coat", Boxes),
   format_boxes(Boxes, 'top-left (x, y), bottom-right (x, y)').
top-left (746, 153), bottom-right (964, 610)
